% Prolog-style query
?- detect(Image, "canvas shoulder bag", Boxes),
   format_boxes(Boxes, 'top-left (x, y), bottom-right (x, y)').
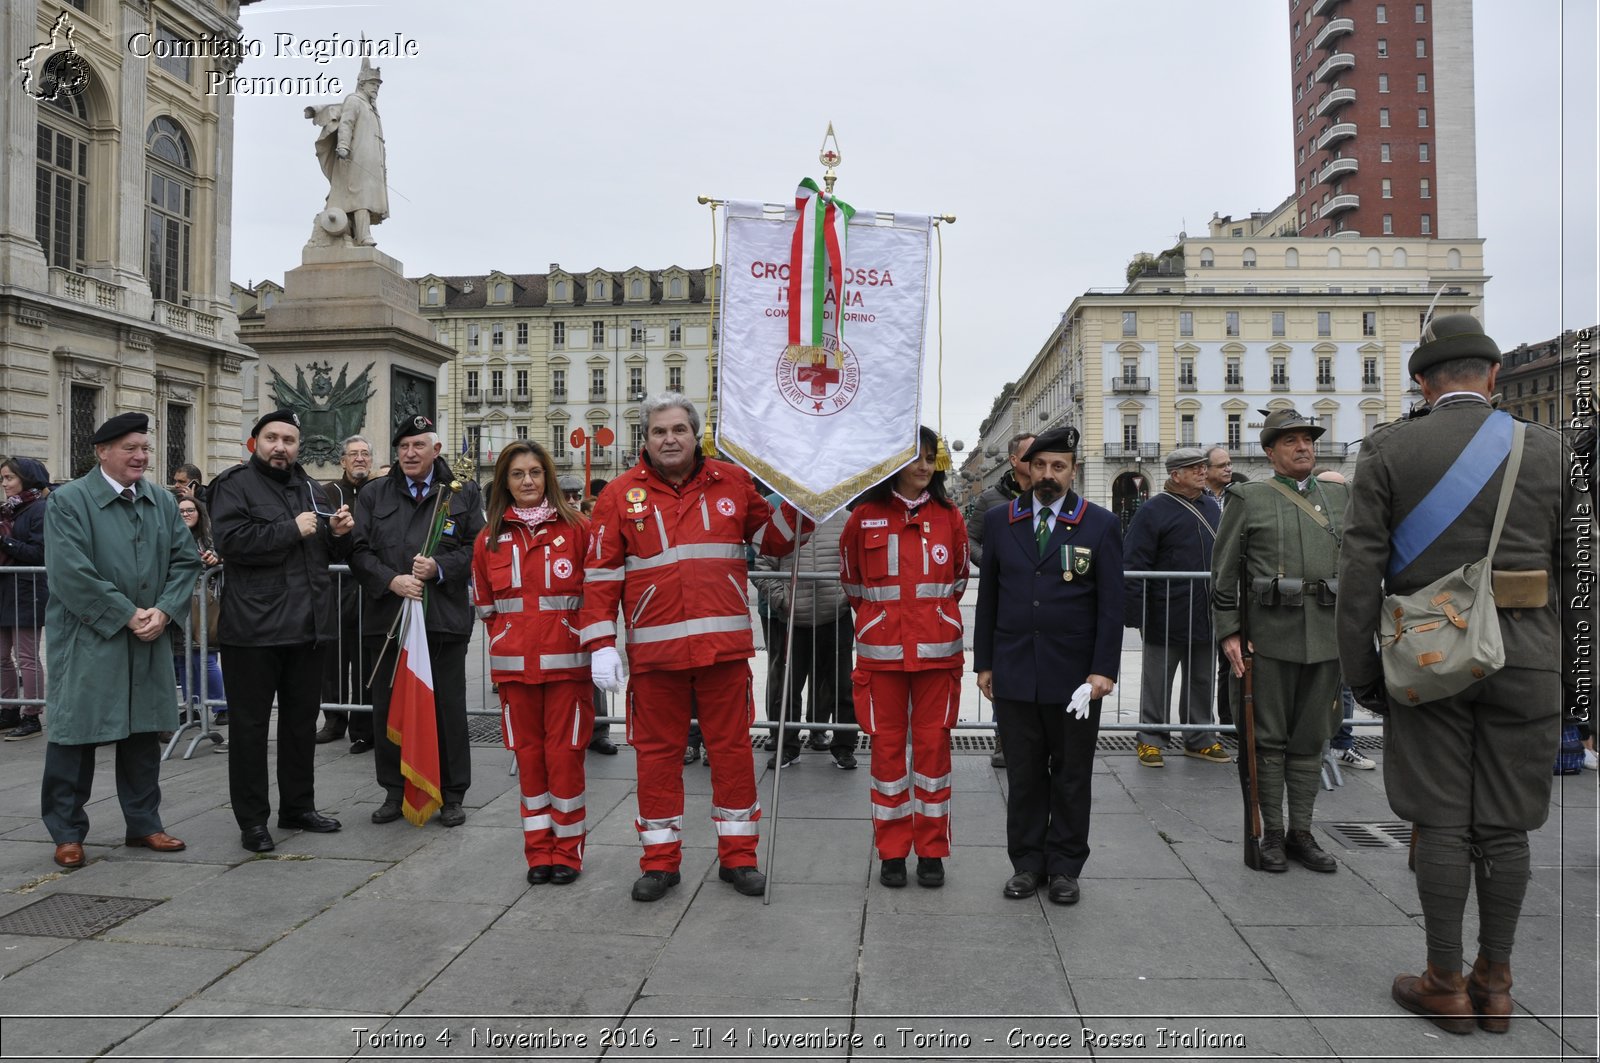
top-left (1379, 420), bottom-right (1524, 705)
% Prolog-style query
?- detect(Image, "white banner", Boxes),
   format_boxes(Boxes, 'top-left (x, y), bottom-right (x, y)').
top-left (717, 201), bottom-right (932, 521)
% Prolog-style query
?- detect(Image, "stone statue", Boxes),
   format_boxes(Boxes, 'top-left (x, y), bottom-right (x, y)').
top-left (304, 58), bottom-right (388, 247)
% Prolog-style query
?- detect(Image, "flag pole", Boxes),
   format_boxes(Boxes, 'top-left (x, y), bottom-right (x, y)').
top-left (761, 557), bottom-right (805, 905)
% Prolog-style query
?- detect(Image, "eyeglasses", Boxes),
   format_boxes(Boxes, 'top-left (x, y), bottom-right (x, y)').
top-left (307, 482), bottom-right (344, 517)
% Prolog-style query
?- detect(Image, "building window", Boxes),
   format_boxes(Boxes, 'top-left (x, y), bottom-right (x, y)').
top-left (1200, 248), bottom-right (1214, 268)
top-left (145, 118), bottom-right (194, 305)
top-left (1317, 357), bottom-right (1334, 386)
top-left (1420, 178), bottom-right (1431, 199)
top-left (164, 403), bottom-right (189, 479)
top-left (494, 282), bottom-right (507, 302)
top-left (592, 320), bottom-right (604, 345)
top-left (515, 424), bottom-right (529, 441)
top-left (630, 423), bottom-right (644, 453)
top-left (668, 366), bottom-right (684, 392)
top-left (1383, 214), bottom-right (1394, 234)
top-left (591, 368), bottom-right (606, 398)
top-left (1363, 357), bottom-right (1379, 386)
top-left (153, 25), bottom-right (191, 81)
top-left (515, 321), bottom-right (528, 346)
top-left (1417, 73), bottom-right (1428, 93)
top-left (491, 323), bottom-right (504, 348)
top-left (1122, 311), bottom-right (1137, 337)
top-left (669, 276), bottom-right (683, 298)
top-left (592, 279), bottom-right (606, 300)
top-left (629, 366), bottom-right (644, 398)
top-left (1378, 74), bottom-right (1390, 93)
top-left (1286, 248), bottom-right (1299, 268)
top-left (1242, 248), bottom-right (1257, 268)
top-left (552, 369), bottom-right (566, 397)
top-left (1227, 413), bottom-right (1242, 450)
top-left (490, 369), bottom-right (504, 397)
top-left (1272, 311), bottom-right (1286, 337)
top-left (1226, 311), bottom-right (1240, 337)
top-left (1272, 358), bottom-right (1289, 387)
top-left (669, 318), bottom-right (682, 346)
top-left (466, 369), bottom-right (479, 395)
top-left (1420, 213), bottom-right (1432, 235)
top-left (1380, 108), bottom-right (1391, 128)
top-left (1415, 2), bottom-right (1426, 21)
top-left (467, 324), bottom-right (480, 349)
top-left (1180, 413), bottom-right (1196, 446)
top-left (1317, 311), bottom-right (1332, 337)
top-left (1381, 142), bottom-right (1392, 162)
top-left (68, 384), bottom-right (98, 477)
top-left (1416, 38), bottom-right (1427, 57)
top-left (1179, 358), bottom-right (1195, 386)
top-left (426, 284), bottom-right (439, 305)
top-left (711, 365), bottom-right (719, 396)
top-left (630, 320), bottom-right (645, 348)
top-left (1179, 311), bottom-right (1193, 337)
top-left (552, 321), bottom-right (565, 347)
top-left (1419, 142), bottom-right (1430, 162)
top-left (1121, 359), bottom-right (1139, 384)
top-left (515, 368), bottom-right (528, 396)
top-left (552, 426), bottom-right (566, 458)
top-left (630, 278), bottom-right (644, 299)
top-left (1226, 358), bottom-right (1242, 387)
top-left (37, 95), bottom-right (91, 273)
top-left (1377, 38), bottom-right (1388, 57)
top-left (1363, 311), bottom-right (1377, 337)
top-left (1121, 417), bottom-right (1139, 451)
top-left (1382, 178), bottom-right (1393, 199)
top-left (1418, 107), bottom-right (1429, 127)
top-left (554, 281), bottom-right (568, 300)
top-left (1376, 3), bottom-right (1387, 22)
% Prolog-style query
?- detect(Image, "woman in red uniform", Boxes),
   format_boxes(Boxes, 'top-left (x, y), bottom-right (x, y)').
top-left (840, 426), bottom-right (970, 889)
top-left (472, 441), bottom-right (592, 885)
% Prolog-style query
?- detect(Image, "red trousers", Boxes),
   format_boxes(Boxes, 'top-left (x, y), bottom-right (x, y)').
top-left (501, 679), bottom-right (593, 870)
top-left (855, 669), bottom-right (959, 860)
top-left (627, 660), bottom-right (758, 872)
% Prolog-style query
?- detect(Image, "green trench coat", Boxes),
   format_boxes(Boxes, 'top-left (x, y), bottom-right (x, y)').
top-left (44, 473), bottom-right (202, 744)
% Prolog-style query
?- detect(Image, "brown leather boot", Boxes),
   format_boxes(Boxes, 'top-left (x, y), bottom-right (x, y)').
top-left (1392, 962), bottom-right (1475, 1035)
top-left (1467, 955), bottom-right (1513, 1033)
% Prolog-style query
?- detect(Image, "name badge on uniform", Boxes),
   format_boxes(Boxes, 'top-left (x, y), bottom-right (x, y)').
top-left (441, 518), bottom-right (457, 538)
top-left (625, 487), bottom-right (647, 505)
top-left (1062, 544), bottom-right (1092, 581)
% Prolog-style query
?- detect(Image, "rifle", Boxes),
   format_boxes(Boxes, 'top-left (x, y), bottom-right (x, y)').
top-left (1236, 530), bottom-right (1264, 870)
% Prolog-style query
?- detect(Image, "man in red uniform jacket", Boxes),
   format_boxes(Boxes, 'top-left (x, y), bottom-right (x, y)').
top-left (578, 394), bottom-right (805, 902)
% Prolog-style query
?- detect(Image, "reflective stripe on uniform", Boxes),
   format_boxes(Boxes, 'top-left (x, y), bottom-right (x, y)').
top-left (494, 598), bottom-right (526, 613)
top-left (856, 585), bottom-right (901, 602)
top-left (912, 770), bottom-right (951, 791)
top-left (917, 639), bottom-right (964, 658)
top-left (475, 604), bottom-right (496, 619)
top-left (539, 652), bottom-right (589, 670)
top-left (887, 535), bottom-right (900, 575)
top-left (871, 775), bottom-right (911, 797)
top-left (538, 595), bottom-right (580, 611)
top-left (872, 803), bottom-right (913, 821)
top-left (712, 802), bottom-right (760, 821)
top-left (630, 613), bottom-right (750, 645)
top-left (636, 815), bottom-right (683, 846)
top-left (585, 567), bottom-right (625, 582)
top-left (522, 792), bottom-right (551, 811)
top-left (551, 820), bottom-right (586, 838)
top-left (713, 820), bottom-right (760, 836)
top-left (913, 797), bottom-right (951, 817)
top-left (522, 813), bottom-right (553, 832)
top-left (549, 792), bottom-right (585, 813)
top-left (576, 621), bottom-right (615, 642)
top-left (915, 582), bottom-right (955, 598)
top-left (490, 655), bottom-right (525, 670)
top-left (624, 542), bottom-right (745, 572)
top-left (856, 643), bottom-right (904, 661)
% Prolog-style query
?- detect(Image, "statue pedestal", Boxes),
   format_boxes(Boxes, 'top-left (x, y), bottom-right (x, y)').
top-left (245, 245), bottom-right (451, 472)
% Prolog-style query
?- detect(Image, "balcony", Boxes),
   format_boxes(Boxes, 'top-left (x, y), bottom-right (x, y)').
top-left (512, 389), bottom-right (531, 405)
top-left (462, 389), bottom-right (482, 405)
top-left (154, 300), bottom-right (221, 339)
top-left (549, 389), bottom-right (567, 403)
top-left (1313, 17), bottom-right (1354, 51)
top-left (1103, 443), bottom-right (1161, 461)
top-left (1178, 377), bottom-right (1197, 393)
top-left (1314, 51), bottom-right (1354, 84)
top-left (1310, 0), bottom-right (1345, 16)
top-left (1316, 121), bottom-right (1357, 152)
top-left (1323, 193), bottom-right (1360, 215)
top-left (1271, 377), bottom-right (1292, 392)
top-left (1111, 376), bottom-right (1150, 394)
top-left (1317, 376), bottom-right (1337, 392)
top-left (1314, 440), bottom-right (1349, 457)
top-left (1069, 382), bottom-right (1083, 401)
top-left (487, 388), bottom-right (507, 403)
top-left (628, 389), bottom-right (647, 402)
top-left (1318, 156), bottom-right (1359, 185)
top-left (1314, 87), bottom-right (1356, 119)
top-left (1362, 376), bottom-right (1381, 392)
top-left (1224, 377), bottom-right (1244, 392)
top-left (589, 388), bottom-right (607, 401)
top-left (50, 268), bottom-right (124, 312)
top-left (553, 452), bottom-right (573, 465)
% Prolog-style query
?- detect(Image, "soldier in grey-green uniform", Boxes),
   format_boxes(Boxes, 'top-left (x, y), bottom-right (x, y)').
top-left (1336, 314), bottom-right (1589, 1036)
top-left (1212, 408), bottom-right (1348, 874)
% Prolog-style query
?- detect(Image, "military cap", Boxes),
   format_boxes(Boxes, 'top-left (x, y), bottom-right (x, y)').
top-left (1408, 313), bottom-right (1502, 377)
top-left (1163, 446), bottom-right (1207, 472)
top-left (1021, 426), bottom-right (1080, 462)
top-left (251, 409), bottom-right (301, 437)
top-left (91, 412), bottom-right (149, 445)
top-left (393, 414), bottom-right (435, 446)
top-left (1259, 408), bottom-right (1325, 448)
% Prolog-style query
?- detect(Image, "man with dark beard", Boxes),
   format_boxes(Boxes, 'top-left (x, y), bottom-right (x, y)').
top-left (316, 435), bottom-right (376, 751)
top-left (973, 427), bottom-right (1124, 906)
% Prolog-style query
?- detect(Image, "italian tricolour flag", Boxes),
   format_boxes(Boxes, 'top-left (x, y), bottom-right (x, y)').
top-left (386, 597), bottom-right (443, 826)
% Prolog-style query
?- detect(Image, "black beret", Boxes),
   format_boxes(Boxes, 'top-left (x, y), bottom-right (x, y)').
top-left (393, 414), bottom-right (436, 446)
top-left (1408, 313), bottom-right (1501, 377)
top-left (1021, 426), bottom-right (1079, 461)
top-left (1259, 407), bottom-right (1325, 448)
top-left (251, 409), bottom-right (301, 436)
top-left (91, 412), bottom-right (148, 445)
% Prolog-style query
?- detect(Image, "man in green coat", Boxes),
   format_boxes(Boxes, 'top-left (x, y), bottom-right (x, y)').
top-left (41, 413), bottom-right (201, 870)
top-left (1212, 408), bottom-right (1348, 874)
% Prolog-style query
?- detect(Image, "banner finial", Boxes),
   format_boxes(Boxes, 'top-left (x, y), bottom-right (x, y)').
top-left (819, 123), bottom-right (841, 195)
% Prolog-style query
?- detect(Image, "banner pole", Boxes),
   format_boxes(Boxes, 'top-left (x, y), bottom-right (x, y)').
top-left (761, 556), bottom-right (804, 904)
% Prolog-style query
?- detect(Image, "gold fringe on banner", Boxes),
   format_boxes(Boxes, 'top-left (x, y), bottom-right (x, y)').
top-left (718, 437), bottom-right (919, 521)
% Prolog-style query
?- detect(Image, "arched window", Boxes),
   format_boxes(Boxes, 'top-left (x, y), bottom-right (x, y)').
top-left (1242, 248), bottom-right (1257, 268)
top-left (145, 117), bottom-right (194, 304)
top-left (669, 276), bottom-right (683, 298)
top-left (1199, 247), bottom-right (1215, 268)
top-left (1327, 247), bottom-right (1342, 268)
top-left (1393, 247), bottom-right (1408, 267)
top-left (494, 282), bottom-right (507, 302)
top-left (1285, 247), bottom-right (1299, 268)
top-left (554, 281), bottom-right (568, 300)
top-left (1446, 248), bottom-right (1462, 269)
top-left (593, 279), bottom-right (607, 299)
top-left (631, 278), bottom-right (644, 298)
top-left (37, 91), bottom-right (92, 272)
top-left (1367, 247), bottom-right (1382, 267)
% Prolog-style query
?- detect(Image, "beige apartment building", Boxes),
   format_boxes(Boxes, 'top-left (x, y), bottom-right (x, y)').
top-left (1010, 208), bottom-right (1486, 517)
top-left (0, 0), bottom-right (255, 479)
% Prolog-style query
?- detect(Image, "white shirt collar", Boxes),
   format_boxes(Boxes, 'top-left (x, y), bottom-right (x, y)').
top-left (1037, 494), bottom-right (1067, 523)
top-left (101, 469), bottom-right (136, 495)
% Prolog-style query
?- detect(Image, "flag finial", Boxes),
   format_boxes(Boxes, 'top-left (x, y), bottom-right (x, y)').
top-left (819, 122), bottom-right (842, 195)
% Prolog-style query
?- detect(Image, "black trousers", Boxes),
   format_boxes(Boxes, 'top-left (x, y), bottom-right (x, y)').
top-left (366, 635), bottom-right (471, 803)
top-left (766, 617), bottom-right (855, 755)
top-left (994, 696), bottom-right (1101, 878)
top-left (320, 615), bottom-right (373, 742)
top-left (41, 734), bottom-right (164, 843)
top-left (1216, 646), bottom-right (1235, 726)
top-left (221, 643), bottom-right (325, 828)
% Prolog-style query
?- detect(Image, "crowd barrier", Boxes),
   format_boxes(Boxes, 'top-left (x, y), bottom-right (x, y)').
top-left (0, 565), bottom-right (1382, 761)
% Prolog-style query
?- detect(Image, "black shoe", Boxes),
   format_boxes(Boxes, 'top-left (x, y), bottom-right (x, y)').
top-left (1003, 870), bottom-right (1044, 899)
top-left (4, 717), bottom-right (43, 741)
top-left (879, 858), bottom-right (908, 888)
top-left (371, 799), bottom-right (403, 824)
top-left (631, 870), bottom-right (681, 902)
top-left (349, 739), bottom-right (374, 754)
top-left (1047, 874), bottom-right (1080, 905)
top-left (277, 811), bottom-right (342, 833)
top-left (719, 865), bottom-right (767, 896)
top-left (211, 711), bottom-right (228, 727)
top-left (916, 857), bottom-right (945, 888)
top-left (240, 825), bottom-right (275, 853)
top-left (831, 749), bottom-right (858, 770)
top-left (527, 864), bottom-right (553, 884)
top-left (0, 708), bottom-right (18, 729)
top-left (990, 749), bottom-right (1006, 768)
top-left (549, 865), bottom-right (580, 885)
top-left (1257, 828), bottom-right (1290, 873)
top-left (1285, 829), bottom-right (1338, 873)
top-left (765, 750), bottom-right (799, 769)
top-left (313, 725), bottom-right (343, 744)
top-left (438, 803), bottom-right (466, 827)
top-left (807, 732), bottom-right (832, 751)
top-left (588, 735), bottom-right (618, 756)
top-left (683, 743), bottom-right (702, 765)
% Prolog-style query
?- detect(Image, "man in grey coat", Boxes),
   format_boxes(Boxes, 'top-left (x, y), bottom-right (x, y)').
top-left (1337, 314), bottom-right (1590, 1035)
top-left (40, 413), bottom-right (201, 869)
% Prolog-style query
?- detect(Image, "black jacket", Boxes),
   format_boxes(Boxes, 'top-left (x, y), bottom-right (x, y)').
top-left (0, 496), bottom-right (48, 627)
top-left (1120, 489), bottom-right (1220, 644)
top-left (322, 473), bottom-right (374, 618)
top-left (349, 459), bottom-right (483, 640)
top-left (209, 457), bottom-right (353, 647)
top-left (965, 469), bottom-right (1023, 567)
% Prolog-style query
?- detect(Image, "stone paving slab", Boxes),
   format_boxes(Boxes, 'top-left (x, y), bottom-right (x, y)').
top-left (351, 824), bottom-right (527, 906)
top-left (1066, 976), bottom-right (1331, 1061)
top-left (101, 1001), bottom-right (380, 1063)
top-left (403, 926), bottom-right (660, 1015)
top-left (1045, 878), bottom-right (1267, 980)
top-left (498, 844), bottom-right (715, 938)
top-left (857, 912), bottom-right (1071, 1014)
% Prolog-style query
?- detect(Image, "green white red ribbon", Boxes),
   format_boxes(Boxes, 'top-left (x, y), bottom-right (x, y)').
top-left (786, 177), bottom-right (854, 364)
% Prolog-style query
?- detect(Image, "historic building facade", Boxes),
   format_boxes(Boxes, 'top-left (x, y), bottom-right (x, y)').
top-left (0, 0), bottom-right (255, 479)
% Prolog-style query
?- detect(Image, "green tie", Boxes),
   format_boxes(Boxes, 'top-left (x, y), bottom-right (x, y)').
top-left (1036, 510), bottom-right (1051, 557)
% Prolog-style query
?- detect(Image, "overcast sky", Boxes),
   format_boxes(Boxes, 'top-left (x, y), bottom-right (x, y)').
top-left (230, 0), bottom-right (1597, 449)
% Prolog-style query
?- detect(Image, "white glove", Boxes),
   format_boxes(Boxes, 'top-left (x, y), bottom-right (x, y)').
top-left (1067, 683), bottom-right (1094, 720)
top-left (591, 646), bottom-right (624, 693)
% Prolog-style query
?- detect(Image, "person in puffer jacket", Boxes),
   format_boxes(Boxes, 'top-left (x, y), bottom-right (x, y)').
top-left (472, 441), bottom-right (591, 886)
